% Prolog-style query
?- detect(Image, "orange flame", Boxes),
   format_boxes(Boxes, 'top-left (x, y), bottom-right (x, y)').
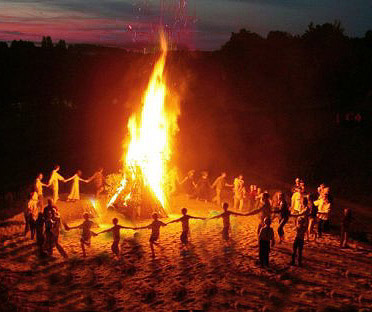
top-left (107, 33), bottom-right (179, 213)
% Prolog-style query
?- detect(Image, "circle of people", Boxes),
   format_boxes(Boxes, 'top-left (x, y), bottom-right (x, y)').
top-left (24, 168), bottom-right (352, 268)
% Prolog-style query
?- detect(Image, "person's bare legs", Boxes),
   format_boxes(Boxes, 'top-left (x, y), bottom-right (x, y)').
top-left (81, 240), bottom-right (87, 257)
top-left (150, 242), bottom-right (156, 258)
top-left (55, 241), bottom-right (68, 259)
top-left (239, 199), bottom-right (244, 212)
top-left (233, 197), bottom-right (239, 211)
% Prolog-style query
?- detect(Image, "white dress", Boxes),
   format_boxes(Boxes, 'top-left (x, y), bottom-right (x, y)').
top-left (49, 170), bottom-right (64, 203)
top-left (68, 175), bottom-right (82, 200)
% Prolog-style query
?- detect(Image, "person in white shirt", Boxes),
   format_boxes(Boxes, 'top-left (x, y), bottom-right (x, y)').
top-left (315, 193), bottom-right (331, 237)
top-left (233, 175), bottom-right (246, 211)
top-left (35, 173), bottom-right (47, 212)
top-left (48, 165), bottom-right (65, 204)
top-left (291, 187), bottom-right (302, 214)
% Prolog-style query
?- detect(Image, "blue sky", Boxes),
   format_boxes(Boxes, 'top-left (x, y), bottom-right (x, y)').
top-left (0, 0), bottom-right (371, 50)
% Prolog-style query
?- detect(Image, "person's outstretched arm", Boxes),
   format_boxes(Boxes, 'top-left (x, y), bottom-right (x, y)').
top-left (167, 217), bottom-right (182, 224)
top-left (64, 175), bottom-right (75, 182)
top-left (57, 173), bottom-right (66, 182)
top-left (64, 222), bottom-right (83, 230)
top-left (230, 211), bottom-right (248, 217)
top-left (98, 227), bottom-right (114, 235)
top-left (118, 225), bottom-right (134, 230)
top-left (245, 208), bottom-right (261, 216)
top-left (209, 213), bottom-right (222, 220)
top-left (189, 215), bottom-right (206, 220)
top-left (133, 223), bottom-right (152, 230)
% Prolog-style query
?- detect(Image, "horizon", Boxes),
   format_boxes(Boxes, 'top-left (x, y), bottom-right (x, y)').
top-left (1, 0), bottom-right (372, 51)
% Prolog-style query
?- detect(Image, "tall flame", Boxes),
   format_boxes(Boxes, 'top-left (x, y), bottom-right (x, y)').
top-left (107, 33), bottom-right (179, 213)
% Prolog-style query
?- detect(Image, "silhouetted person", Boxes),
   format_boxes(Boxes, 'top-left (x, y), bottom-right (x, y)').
top-left (64, 213), bottom-right (98, 257)
top-left (167, 208), bottom-right (206, 249)
top-left (35, 212), bottom-right (46, 257)
top-left (246, 192), bottom-right (272, 235)
top-left (179, 170), bottom-right (196, 197)
top-left (340, 207), bottom-right (352, 248)
top-left (273, 192), bottom-right (290, 243)
top-left (248, 185), bottom-right (257, 211)
top-left (195, 171), bottom-right (211, 201)
top-left (134, 213), bottom-right (167, 258)
top-left (98, 218), bottom-right (133, 257)
top-left (258, 217), bottom-right (275, 267)
top-left (209, 202), bottom-right (247, 243)
top-left (52, 209), bottom-right (68, 258)
top-left (44, 209), bottom-right (55, 255)
top-left (291, 216), bottom-right (307, 266)
top-left (307, 195), bottom-right (318, 241)
top-left (89, 168), bottom-right (104, 197)
top-left (43, 199), bottom-right (55, 219)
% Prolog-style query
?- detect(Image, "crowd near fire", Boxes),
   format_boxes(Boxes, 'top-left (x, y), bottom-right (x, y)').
top-left (20, 35), bottom-right (355, 267)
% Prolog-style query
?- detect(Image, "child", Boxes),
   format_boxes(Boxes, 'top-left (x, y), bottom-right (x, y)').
top-left (272, 192), bottom-right (290, 243)
top-left (246, 192), bottom-right (272, 236)
top-left (167, 208), bottom-right (206, 249)
top-left (340, 207), bottom-right (352, 248)
top-left (209, 202), bottom-right (247, 242)
top-left (98, 218), bottom-right (133, 257)
top-left (64, 212), bottom-right (98, 257)
top-left (258, 217), bottom-right (275, 267)
top-left (133, 213), bottom-right (167, 258)
top-left (291, 216), bottom-right (307, 266)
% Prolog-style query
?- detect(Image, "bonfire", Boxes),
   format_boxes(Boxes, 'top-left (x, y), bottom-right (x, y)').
top-left (107, 32), bottom-right (180, 219)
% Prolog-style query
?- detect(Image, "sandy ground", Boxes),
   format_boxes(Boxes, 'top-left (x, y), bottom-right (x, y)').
top-left (1, 195), bottom-right (372, 312)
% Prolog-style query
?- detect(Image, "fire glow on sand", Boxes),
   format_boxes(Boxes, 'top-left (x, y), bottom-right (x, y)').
top-left (107, 32), bottom-right (180, 215)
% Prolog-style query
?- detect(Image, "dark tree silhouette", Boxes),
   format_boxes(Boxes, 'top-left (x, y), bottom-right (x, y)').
top-left (10, 40), bottom-right (35, 49)
top-left (55, 40), bottom-right (67, 50)
top-left (41, 36), bottom-right (53, 49)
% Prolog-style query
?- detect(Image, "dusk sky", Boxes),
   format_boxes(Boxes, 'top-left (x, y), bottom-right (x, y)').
top-left (1, 0), bottom-right (372, 50)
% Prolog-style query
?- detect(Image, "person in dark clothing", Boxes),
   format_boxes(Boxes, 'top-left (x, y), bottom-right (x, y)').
top-left (167, 208), bottom-right (206, 250)
top-left (43, 199), bottom-right (55, 219)
top-left (258, 217), bottom-right (275, 267)
top-left (133, 213), bottom-right (167, 258)
top-left (179, 170), bottom-right (197, 197)
top-left (44, 209), bottom-right (55, 255)
top-left (307, 195), bottom-right (318, 241)
top-left (35, 212), bottom-right (47, 257)
top-left (340, 207), bottom-right (352, 248)
top-left (195, 171), bottom-right (212, 201)
top-left (291, 216), bottom-right (307, 266)
top-left (209, 202), bottom-right (248, 243)
top-left (98, 218), bottom-right (134, 257)
top-left (52, 209), bottom-right (68, 258)
top-left (273, 192), bottom-right (290, 243)
top-left (246, 192), bottom-right (272, 236)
